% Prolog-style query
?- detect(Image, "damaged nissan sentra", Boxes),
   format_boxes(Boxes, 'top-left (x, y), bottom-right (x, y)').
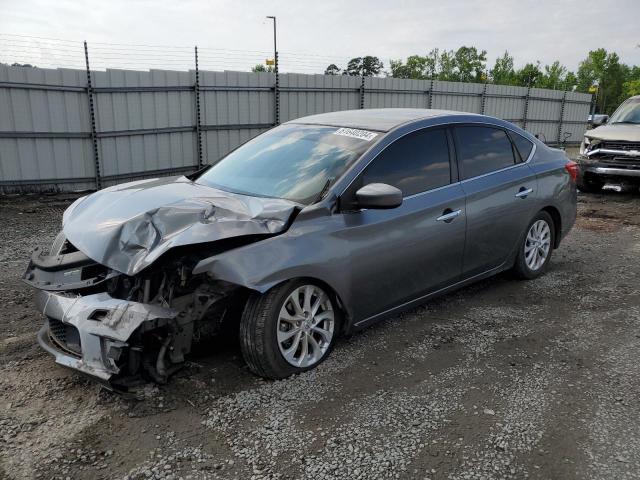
top-left (23, 108), bottom-right (577, 391)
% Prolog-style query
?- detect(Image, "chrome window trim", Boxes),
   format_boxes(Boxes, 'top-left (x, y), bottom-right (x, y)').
top-left (403, 179), bottom-right (462, 200)
top-left (338, 119), bottom-right (537, 199)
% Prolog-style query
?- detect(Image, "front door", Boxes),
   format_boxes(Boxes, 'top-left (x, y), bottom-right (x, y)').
top-left (338, 127), bottom-right (466, 322)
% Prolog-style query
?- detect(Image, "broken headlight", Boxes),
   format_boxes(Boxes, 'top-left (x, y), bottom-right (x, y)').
top-left (50, 231), bottom-right (66, 255)
top-left (580, 136), bottom-right (600, 156)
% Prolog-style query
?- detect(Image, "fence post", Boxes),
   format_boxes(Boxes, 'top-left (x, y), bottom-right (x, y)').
top-left (428, 79), bottom-right (434, 109)
top-left (359, 75), bottom-right (365, 109)
top-left (274, 51), bottom-right (280, 125)
top-left (480, 82), bottom-right (488, 115)
top-left (522, 86), bottom-right (531, 131)
top-left (557, 90), bottom-right (567, 145)
top-left (83, 41), bottom-right (101, 190)
top-left (194, 46), bottom-right (203, 167)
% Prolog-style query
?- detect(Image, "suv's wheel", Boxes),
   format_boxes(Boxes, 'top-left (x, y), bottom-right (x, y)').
top-left (513, 211), bottom-right (556, 280)
top-left (239, 281), bottom-right (338, 379)
top-left (577, 175), bottom-right (604, 193)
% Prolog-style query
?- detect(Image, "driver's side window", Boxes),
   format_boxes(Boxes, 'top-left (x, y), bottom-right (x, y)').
top-left (362, 127), bottom-right (452, 197)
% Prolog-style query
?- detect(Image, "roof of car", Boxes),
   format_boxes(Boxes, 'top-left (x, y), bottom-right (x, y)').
top-left (286, 108), bottom-right (483, 132)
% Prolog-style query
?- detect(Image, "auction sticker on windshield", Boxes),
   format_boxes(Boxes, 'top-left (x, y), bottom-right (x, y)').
top-left (334, 127), bottom-right (378, 141)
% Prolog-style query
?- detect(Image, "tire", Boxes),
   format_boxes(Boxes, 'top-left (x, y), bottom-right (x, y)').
top-left (239, 280), bottom-right (339, 379)
top-left (513, 211), bottom-right (556, 280)
top-left (577, 175), bottom-right (604, 193)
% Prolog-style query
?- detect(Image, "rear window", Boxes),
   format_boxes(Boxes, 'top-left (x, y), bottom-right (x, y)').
top-left (454, 126), bottom-right (516, 179)
top-left (509, 132), bottom-right (534, 162)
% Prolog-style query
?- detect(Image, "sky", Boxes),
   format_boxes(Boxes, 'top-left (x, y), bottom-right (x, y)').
top-left (1, 0), bottom-right (639, 73)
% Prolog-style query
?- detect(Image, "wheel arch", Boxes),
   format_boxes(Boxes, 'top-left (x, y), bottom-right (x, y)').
top-left (541, 205), bottom-right (562, 248)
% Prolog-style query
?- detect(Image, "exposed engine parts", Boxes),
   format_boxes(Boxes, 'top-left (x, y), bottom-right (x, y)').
top-left (26, 237), bottom-right (244, 392)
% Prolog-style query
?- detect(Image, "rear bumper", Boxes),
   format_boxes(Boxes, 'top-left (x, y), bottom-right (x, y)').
top-left (35, 290), bottom-right (178, 384)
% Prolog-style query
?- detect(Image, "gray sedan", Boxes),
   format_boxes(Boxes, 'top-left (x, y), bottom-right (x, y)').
top-left (23, 108), bottom-right (577, 390)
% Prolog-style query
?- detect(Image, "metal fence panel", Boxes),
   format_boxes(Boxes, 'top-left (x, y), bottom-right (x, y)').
top-left (0, 64), bottom-right (592, 194)
top-left (200, 70), bottom-right (274, 163)
top-left (431, 80), bottom-right (484, 113)
top-left (364, 77), bottom-right (430, 109)
top-left (0, 65), bottom-right (95, 191)
top-left (280, 73), bottom-right (360, 121)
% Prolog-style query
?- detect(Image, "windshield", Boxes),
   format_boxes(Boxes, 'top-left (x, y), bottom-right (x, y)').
top-left (196, 124), bottom-right (375, 204)
top-left (609, 98), bottom-right (640, 124)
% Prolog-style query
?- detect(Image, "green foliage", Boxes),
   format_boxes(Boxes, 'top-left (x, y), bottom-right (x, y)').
top-left (324, 64), bottom-right (340, 75)
top-left (387, 47), bottom-right (485, 81)
top-left (324, 46), bottom-right (640, 114)
top-left (623, 79), bottom-right (640, 98)
top-left (489, 51), bottom-right (517, 86)
top-left (575, 49), bottom-right (632, 114)
top-left (343, 56), bottom-right (384, 77)
top-left (453, 46), bottom-right (487, 82)
top-left (252, 64), bottom-right (274, 73)
top-left (515, 62), bottom-right (543, 87)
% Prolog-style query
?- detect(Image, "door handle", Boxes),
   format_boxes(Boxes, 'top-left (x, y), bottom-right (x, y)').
top-left (436, 209), bottom-right (462, 223)
top-left (515, 187), bottom-right (533, 199)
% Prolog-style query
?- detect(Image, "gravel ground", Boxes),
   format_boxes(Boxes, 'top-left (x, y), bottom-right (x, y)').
top-left (1, 189), bottom-right (640, 480)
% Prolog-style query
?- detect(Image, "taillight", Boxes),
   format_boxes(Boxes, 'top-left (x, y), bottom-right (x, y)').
top-left (565, 160), bottom-right (579, 183)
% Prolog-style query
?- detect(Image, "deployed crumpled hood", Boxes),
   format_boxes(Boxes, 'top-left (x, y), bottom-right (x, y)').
top-left (585, 123), bottom-right (640, 142)
top-left (62, 176), bottom-right (298, 276)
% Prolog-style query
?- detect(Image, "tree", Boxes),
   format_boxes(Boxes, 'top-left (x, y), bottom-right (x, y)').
top-left (453, 46), bottom-right (487, 82)
top-left (252, 64), bottom-right (273, 73)
top-left (437, 50), bottom-right (457, 81)
top-left (344, 56), bottom-right (383, 77)
top-left (623, 79), bottom-right (640, 98)
top-left (537, 61), bottom-right (568, 90)
top-left (490, 51), bottom-right (517, 85)
top-left (388, 50), bottom-right (439, 80)
top-left (564, 71), bottom-right (578, 91)
top-left (576, 49), bottom-right (626, 114)
top-left (324, 64), bottom-right (341, 75)
top-left (515, 62), bottom-right (543, 87)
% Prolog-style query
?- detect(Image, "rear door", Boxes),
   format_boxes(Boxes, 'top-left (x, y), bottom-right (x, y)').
top-left (339, 127), bottom-right (466, 322)
top-left (453, 125), bottom-right (538, 277)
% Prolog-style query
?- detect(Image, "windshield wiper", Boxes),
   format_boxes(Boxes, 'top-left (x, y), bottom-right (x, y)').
top-left (611, 121), bottom-right (640, 125)
top-left (313, 177), bottom-right (335, 204)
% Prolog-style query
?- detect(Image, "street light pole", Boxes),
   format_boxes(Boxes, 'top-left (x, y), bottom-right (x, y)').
top-left (267, 15), bottom-right (277, 63)
top-left (266, 15), bottom-right (279, 125)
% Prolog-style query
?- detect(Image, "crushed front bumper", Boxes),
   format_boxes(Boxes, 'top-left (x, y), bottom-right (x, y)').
top-left (578, 156), bottom-right (640, 180)
top-left (35, 290), bottom-right (178, 385)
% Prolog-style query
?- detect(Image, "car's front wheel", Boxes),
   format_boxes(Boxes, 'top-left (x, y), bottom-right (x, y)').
top-left (239, 280), bottom-right (338, 379)
top-left (513, 211), bottom-right (555, 280)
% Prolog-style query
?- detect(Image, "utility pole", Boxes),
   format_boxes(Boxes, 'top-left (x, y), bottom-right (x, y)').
top-left (266, 15), bottom-right (279, 125)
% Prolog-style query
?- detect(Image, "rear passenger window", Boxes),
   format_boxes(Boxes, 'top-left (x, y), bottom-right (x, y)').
top-left (362, 128), bottom-right (451, 197)
top-left (454, 126), bottom-right (516, 179)
top-left (509, 132), bottom-right (534, 162)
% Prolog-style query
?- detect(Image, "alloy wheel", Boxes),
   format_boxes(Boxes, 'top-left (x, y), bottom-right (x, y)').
top-left (277, 285), bottom-right (335, 368)
top-left (524, 219), bottom-right (551, 271)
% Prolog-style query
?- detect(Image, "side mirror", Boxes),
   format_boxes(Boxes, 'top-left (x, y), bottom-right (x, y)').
top-left (590, 114), bottom-right (609, 126)
top-left (355, 183), bottom-right (403, 209)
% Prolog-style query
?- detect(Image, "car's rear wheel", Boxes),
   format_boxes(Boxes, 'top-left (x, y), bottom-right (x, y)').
top-left (239, 280), bottom-right (338, 379)
top-left (513, 211), bottom-right (555, 280)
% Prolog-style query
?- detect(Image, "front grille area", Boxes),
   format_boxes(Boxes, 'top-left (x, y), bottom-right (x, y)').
top-left (600, 141), bottom-right (640, 152)
top-left (47, 318), bottom-right (82, 358)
